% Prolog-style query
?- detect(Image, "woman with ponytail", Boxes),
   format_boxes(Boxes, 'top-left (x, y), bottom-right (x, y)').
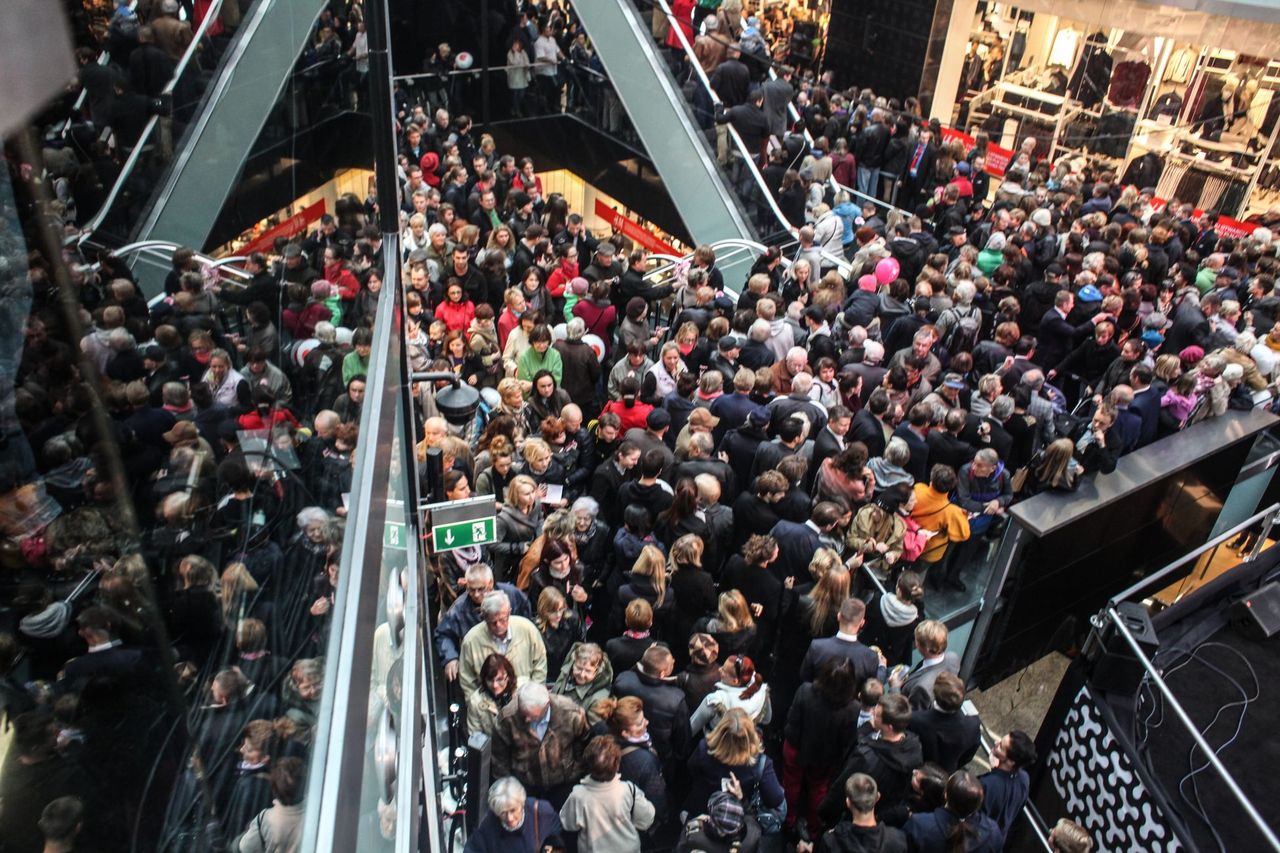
top-left (599, 375), bottom-right (654, 433)
top-left (689, 653), bottom-right (772, 737)
top-left (592, 695), bottom-right (668, 824)
top-left (860, 570), bottom-right (926, 668)
top-left (904, 770), bottom-right (1005, 852)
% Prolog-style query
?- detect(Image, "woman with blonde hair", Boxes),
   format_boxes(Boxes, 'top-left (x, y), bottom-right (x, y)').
top-left (798, 563), bottom-right (851, 640)
top-left (667, 533), bottom-right (714, 643)
top-left (612, 543), bottom-right (669, 637)
top-left (1022, 437), bottom-right (1082, 496)
top-left (220, 562), bottom-right (261, 625)
top-left (694, 590), bottom-right (758, 660)
top-left (686, 707), bottom-right (784, 816)
top-left (491, 474), bottom-right (542, 583)
top-left (535, 585), bottom-right (578, 681)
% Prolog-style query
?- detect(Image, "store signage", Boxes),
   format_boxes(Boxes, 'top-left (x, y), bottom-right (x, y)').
top-left (940, 128), bottom-right (1014, 178)
top-left (424, 496), bottom-right (496, 553)
top-left (240, 200), bottom-right (327, 257)
top-left (1149, 198), bottom-right (1259, 240)
top-left (593, 199), bottom-right (681, 257)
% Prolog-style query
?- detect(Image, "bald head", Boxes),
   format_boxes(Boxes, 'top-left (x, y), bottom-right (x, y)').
top-left (314, 410), bottom-right (340, 438)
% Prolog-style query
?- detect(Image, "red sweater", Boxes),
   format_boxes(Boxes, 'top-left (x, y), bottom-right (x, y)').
top-left (436, 299), bottom-right (476, 332)
top-left (600, 399), bottom-right (654, 433)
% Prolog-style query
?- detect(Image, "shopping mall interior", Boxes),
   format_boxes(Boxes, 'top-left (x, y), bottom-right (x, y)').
top-left (3, 0), bottom-right (1280, 851)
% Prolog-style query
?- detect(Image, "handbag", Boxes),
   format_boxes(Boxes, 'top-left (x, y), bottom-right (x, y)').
top-left (747, 755), bottom-right (786, 835)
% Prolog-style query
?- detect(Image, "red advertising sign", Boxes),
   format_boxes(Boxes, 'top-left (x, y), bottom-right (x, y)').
top-left (239, 200), bottom-right (327, 257)
top-left (1149, 197), bottom-right (1259, 239)
top-left (939, 127), bottom-right (1013, 178)
top-left (593, 199), bottom-right (681, 257)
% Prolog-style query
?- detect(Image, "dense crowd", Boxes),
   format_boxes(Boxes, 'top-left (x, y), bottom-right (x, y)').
top-left (5, 1), bottom-right (1275, 853)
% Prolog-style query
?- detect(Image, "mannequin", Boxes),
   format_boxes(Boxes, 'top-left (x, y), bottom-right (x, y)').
top-left (1196, 72), bottom-right (1239, 141)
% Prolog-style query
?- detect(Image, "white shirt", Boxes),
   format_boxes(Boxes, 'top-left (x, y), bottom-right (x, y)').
top-left (534, 35), bottom-right (560, 74)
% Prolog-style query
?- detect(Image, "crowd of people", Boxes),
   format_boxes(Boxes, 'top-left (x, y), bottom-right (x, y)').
top-left (7, 1), bottom-right (1278, 852)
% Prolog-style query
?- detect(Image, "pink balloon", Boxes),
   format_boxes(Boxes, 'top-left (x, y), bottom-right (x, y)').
top-left (875, 257), bottom-right (900, 284)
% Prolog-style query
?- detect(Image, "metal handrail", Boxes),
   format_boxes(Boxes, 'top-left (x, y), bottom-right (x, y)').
top-left (1107, 606), bottom-right (1280, 850)
top-left (772, 67), bottom-right (920, 224)
top-left (1103, 503), bottom-right (1280, 609)
top-left (975, 727), bottom-right (1055, 852)
top-left (73, 0), bottom-right (226, 247)
top-left (86, 238), bottom-right (253, 280)
top-left (393, 61), bottom-right (610, 84)
top-left (648, 0), bottom-right (796, 239)
top-left (56, 1), bottom-right (142, 138)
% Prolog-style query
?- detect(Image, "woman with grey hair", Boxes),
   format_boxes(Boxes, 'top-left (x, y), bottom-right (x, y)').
top-left (569, 497), bottom-right (610, 603)
top-left (868, 436), bottom-right (915, 489)
top-left (463, 776), bottom-right (563, 852)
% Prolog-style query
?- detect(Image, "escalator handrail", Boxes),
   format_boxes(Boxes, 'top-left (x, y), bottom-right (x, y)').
top-left (646, 0), bottom-right (797, 239)
top-left (773, 68), bottom-right (922, 224)
top-left (56, 1), bottom-right (141, 139)
top-left (73, 0), bottom-right (227, 248)
top-left (90, 239), bottom-right (254, 286)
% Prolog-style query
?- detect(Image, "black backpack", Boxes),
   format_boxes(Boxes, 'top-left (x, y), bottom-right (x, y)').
top-left (940, 306), bottom-right (982, 357)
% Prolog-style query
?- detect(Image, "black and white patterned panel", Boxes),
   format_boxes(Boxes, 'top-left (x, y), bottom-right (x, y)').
top-left (1046, 685), bottom-right (1183, 852)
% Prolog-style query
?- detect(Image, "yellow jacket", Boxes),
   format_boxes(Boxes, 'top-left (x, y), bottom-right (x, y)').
top-left (910, 484), bottom-right (970, 564)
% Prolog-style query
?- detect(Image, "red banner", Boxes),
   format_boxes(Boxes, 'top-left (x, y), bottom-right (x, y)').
top-left (593, 199), bottom-right (681, 257)
top-left (239, 200), bottom-right (327, 257)
top-left (1149, 197), bottom-right (1259, 240)
top-left (939, 127), bottom-right (1013, 178)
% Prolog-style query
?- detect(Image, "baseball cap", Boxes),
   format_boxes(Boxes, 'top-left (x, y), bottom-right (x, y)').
top-left (718, 335), bottom-right (742, 352)
top-left (647, 409), bottom-right (671, 430)
top-left (747, 406), bottom-right (772, 426)
top-left (1140, 330), bottom-right (1165, 348)
top-left (954, 161), bottom-right (971, 175)
top-left (1077, 284), bottom-right (1102, 302)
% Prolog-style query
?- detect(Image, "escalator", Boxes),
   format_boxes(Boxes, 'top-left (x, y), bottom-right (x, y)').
top-left (133, 0), bottom-right (330, 246)
top-left (570, 0), bottom-right (759, 249)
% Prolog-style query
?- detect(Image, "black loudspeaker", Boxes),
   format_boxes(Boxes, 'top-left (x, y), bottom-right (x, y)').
top-left (1231, 581), bottom-right (1280, 640)
top-left (1090, 601), bottom-right (1160, 703)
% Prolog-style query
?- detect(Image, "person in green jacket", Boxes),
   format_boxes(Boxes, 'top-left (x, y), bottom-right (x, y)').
top-left (977, 231), bottom-right (1007, 276)
top-left (341, 327), bottom-right (372, 385)
top-left (517, 324), bottom-right (564, 394)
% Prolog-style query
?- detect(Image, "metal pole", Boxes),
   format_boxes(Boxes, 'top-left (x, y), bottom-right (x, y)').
top-left (365, 0), bottom-right (400, 235)
top-left (1106, 607), bottom-right (1280, 850)
top-left (425, 447), bottom-right (445, 505)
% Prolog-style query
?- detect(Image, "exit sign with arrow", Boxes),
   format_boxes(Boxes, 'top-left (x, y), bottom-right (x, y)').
top-left (423, 496), bottom-right (497, 553)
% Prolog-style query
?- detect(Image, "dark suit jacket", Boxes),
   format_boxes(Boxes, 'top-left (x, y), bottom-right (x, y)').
top-left (849, 409), bottom-right (888, 458)
top-left (892, 425), bottom-right (930, 484)
top-left (927, 430), bottom-right (974, 471)
top-left (810, 428), bottom-right (845, 490)
top-left (58, 644), bottom-right (146, 692)
top-left (1163, 293), bottom-right (1210, 355)
top-left (900, 652), bottom-right (960, 710)
top-left (800, 636), bottom-right (880, 688)
top-left (1115, 407), bottom-right (1142, 454)
top-left (1129, 385), bottom-right (1161, 448)
top-left (909, 707), bottom-right (981, 772)
top-left (769, 519), bottom-right (823, 582)
top-left (1033, 308), bottom-right (1093, 369)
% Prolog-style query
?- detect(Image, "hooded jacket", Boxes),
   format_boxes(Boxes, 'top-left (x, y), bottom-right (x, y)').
top-left (820, 729), bottom-right (924, 827)
top-left (552, 642), bottom-right (615, 722)
top-left (816, 821), bottom-right (908, 853)
top-left (690, 679), bottom-right (772, 736)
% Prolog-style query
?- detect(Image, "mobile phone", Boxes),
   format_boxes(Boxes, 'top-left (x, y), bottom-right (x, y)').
top-left (720, 778), bottom-right (732, 793)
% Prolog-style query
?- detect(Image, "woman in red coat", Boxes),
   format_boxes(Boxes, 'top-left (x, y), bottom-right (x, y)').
top-left (435, 279), bottom-right (477, 332)
top-left (666, 0), bottom-right (696, 50)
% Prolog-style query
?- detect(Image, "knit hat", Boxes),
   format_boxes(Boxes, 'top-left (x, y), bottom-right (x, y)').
top-left (747, 406), bottom-right (771, 426)
top-left (569, 276), bottom-right (589, 296)
top-left (717, 335), bottom-right (742, 353)
top-left (1179, 345), bottom-right (1205, 365)
top-left (706, 791), bottom-right (746, 839)
top-left (1031, 208), bottom-right (1053, 228)
top-left (858, 274), bottom-right (878, 292)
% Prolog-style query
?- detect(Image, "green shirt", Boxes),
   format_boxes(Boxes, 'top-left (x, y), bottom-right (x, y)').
top-left (517, 345), bottom-right (563, 388)
top-left (342, 351), bottom-right (369, 386)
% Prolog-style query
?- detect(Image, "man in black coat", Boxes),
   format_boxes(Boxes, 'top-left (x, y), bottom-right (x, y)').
top-left (927, 409), bottom-right (975, 471)
top-left (716, 89), bottom-right (771, 160)
top-left (721, 407), bottom-right (772, 489)
top-left (612, 645), bottom-right (692, 765)
top-left (907, 672), bottom-right (980, 773)
top-left (848, 390), bottom-right (892, 459)
top-left (57, 606), bottom-right (146, 694)
top-left (1163, 288), bottom-right (1216, 355)
top-left (750, 415), bottom-right (807, 483)
top-left (891, 404), bottom-right (931, 485)
top-left (709, 47), bottom-right (751, 107)
top-left (799, 597), bottom-right (880, 688)
top-left (820, 694), bottom-right (924, 827)
top-left (896, 127), bottom-right (938, 212)
top-left (769, 501), bottom-right (844, 582)
top-left (1033, 290), bottom-right (1098, 370)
